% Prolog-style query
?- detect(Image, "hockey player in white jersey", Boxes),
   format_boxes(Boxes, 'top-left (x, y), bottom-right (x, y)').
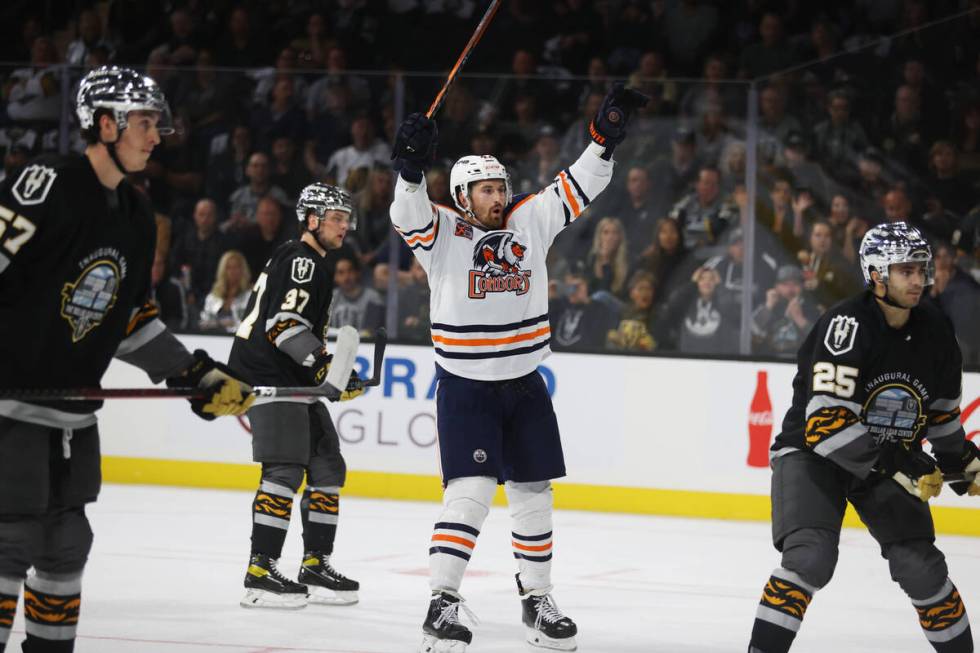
top-left (390, 84), bottom-right (648, 652)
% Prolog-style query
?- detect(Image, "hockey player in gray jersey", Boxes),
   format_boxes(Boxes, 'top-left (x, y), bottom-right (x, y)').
top-left (748, 222), bottom-right (978, 652)
top-left (229, 183), bottom-right (365, 609)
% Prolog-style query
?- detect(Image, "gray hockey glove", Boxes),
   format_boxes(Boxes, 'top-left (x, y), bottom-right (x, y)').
top-left (874, 445), bottom-right (943, 501)
top-left (935, 440), bottom-right (980, 496)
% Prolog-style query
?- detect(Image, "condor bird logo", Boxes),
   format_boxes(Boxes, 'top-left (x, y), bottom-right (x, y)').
top-left (469, 232), bottom-right (532, 299)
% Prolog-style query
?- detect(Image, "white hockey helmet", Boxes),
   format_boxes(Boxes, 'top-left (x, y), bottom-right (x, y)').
top-left (76, 66), bottom-right (174, 135)
top-left (450, 155), bottom-right (512, 217)
top-left (296, 182), bottom-right (356, 230)
top-left (858, 221), bottom-right (934, 286)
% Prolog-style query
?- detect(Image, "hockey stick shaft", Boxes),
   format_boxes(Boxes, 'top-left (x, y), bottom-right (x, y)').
top-left (426, 0), bottom-right (501, 119)
top-left (361, 327), bottom-right (387, 388)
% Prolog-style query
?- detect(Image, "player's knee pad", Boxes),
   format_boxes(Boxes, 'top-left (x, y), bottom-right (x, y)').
top-left (260, 463), bottom-right (305, 494)
top-left (780, 528), bottom-right (839, 589)
top-left (441, 476), bottom-right (496, 525)
top-left (35, 507), bottom-right (92, 575)
top-left (504, 480), bottom-right (552, 521)
top-left (884, 539), bottom-right (949, 600)
top-left (307, 454), bottom-right (346, 489)
top-left (0, 515), bottom-right (40, 579)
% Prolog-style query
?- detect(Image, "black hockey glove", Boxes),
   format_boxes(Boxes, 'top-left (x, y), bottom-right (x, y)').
top-left (874, 445), bottom-right (943, 502)
top-left (392, 112), bottom-right (438, 183)
top-left (166, 350), bottom-right (255, 420)
top-left (310, 350), bottom-right (365, 402)
top-left (589, 83), bottom-right (651, 159)
top-left (934, 440), bottom-right (980, 496)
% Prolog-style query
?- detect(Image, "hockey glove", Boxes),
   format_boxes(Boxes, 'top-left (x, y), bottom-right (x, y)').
top-left (589, 83), bottom-right (650, 158)
top-left (935, 440), bottom-right (980, 496)
top-left (166, 350), bottom-right (255, 420)
top-left (392, 112), bottom-right (438, 183)
top-left (310, 350), bottom-right (365, 402)
top-left (875, 445), bottom-right (943, 502)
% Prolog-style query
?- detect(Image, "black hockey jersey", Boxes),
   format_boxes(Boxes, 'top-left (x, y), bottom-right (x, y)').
top-left (0, 154), bottom-right (158, 423)
top-left (229, 239), bottom-right (335, 389)
top-left (773, 291), bottom-right (967, 479)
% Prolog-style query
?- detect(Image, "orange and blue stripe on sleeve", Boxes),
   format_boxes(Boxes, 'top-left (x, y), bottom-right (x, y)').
top-left (396, 217), bottom-right (439, 251)
top-left (556, 168), bottom-right (590, 222)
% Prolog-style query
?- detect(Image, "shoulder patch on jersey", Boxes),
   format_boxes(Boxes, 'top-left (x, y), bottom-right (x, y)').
top-left (824, 314), bottom-right (858, 356)
top-left (291, 257), bottom-right (315, 284)
top-left (454, 219), bottom-right (473, 240)
top-left (12, 164), bottom-right (57, 206)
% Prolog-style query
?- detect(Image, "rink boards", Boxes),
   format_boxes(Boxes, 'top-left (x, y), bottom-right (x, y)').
top-left (98, 335), bottom-right (980, 536)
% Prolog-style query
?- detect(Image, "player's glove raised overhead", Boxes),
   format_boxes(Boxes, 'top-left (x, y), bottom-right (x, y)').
top-left (167, 350), bottom-right (255, 420)
top-left (935, 439), bottom-right (980, 496)
top-left (589, 83), bottom-right (650, 159)
top-left (310, 350), bottom-right (366, 402)
top-left (392, 112), bottom-right (439, 183)
top-left (874, 445), bottom-right (943, 502)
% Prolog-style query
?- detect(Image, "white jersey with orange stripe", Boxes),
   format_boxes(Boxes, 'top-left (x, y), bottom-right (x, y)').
top-left (390, 142), bottom-right (614, 381)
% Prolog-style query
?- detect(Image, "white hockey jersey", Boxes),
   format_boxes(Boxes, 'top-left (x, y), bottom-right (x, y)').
top-left (390, 142), bottom-right (614, 381)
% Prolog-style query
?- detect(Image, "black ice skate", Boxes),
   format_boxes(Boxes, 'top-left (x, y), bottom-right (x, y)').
top-left (518, 575), bottom-right (578, 651)
top-left (298, 551), bottom-right (359, 605)
top-left (240, 553), bottom-right (308, 609)
top-left (420, 591), bottom-right (478, 653)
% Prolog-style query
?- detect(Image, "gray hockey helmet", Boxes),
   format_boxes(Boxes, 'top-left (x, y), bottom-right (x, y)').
top-left (296, 183), bottom-right (356, 230)
top-left (76, 66), bottom-right (174, 135)
top-left (858, 221), bottom-right (934, 286)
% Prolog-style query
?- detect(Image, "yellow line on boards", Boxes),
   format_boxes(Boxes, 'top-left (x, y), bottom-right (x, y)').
top-left (102, 456), bottom-right (980, 537)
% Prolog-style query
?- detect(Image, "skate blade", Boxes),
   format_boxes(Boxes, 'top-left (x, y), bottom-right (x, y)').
top-left (308, 586), bottom-right (358, 606)
top-left (420, 634), bottom-right (469, 652)
top-left (240, 588), bottom-right (308, 610)
top-left (525, 627), bottom-right (577, 651)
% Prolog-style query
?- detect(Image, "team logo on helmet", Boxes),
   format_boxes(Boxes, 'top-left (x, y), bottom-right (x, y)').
top-left (468, 231), bottom-right (531, 299)
top-left (60, 259), bottom-right (122, 342)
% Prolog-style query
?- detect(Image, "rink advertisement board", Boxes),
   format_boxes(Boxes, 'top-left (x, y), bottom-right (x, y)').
top-left (99, 336), bottom-right (980, 534)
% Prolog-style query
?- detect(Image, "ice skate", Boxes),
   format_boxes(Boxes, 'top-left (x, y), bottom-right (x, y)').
top-left (520, 587), bottom-right (577, 650)
top-left (420, 591), bottom-right (478, 652)
top-left (240, 553), bottom-right (308, 609)
top-left (298, 551), bottom-right (359, 605)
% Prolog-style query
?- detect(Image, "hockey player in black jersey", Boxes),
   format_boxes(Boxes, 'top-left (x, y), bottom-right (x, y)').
top-left (229, 183), bottom-right (365, 609)
top-left (0, 66), bottom-right (254, 653)
top-left (748, 222), bottom-right (979, 653)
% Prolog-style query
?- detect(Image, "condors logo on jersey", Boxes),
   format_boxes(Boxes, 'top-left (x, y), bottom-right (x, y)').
top-left (468, 231), bottom-right (531, 299)
top-left (60, 249), bottom-right (128, 342)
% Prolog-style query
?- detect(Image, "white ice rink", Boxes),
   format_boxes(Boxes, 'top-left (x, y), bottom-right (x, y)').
top-left (5, 484), bottom-right (978, 652)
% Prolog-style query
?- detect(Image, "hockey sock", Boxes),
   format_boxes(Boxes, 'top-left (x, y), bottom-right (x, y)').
top-left (912, 578), bottom-right (973, 652)
top-left (504, 480), bottom-right (554, 594)
top-left (429, 476), bottom-right (496, 593)
top-left (250, 480), bottom-right (294, 557)
top-left (749, 568), bottom-right (816, 653)
top-left (0, 575), bottom-right (19, 652)
top-left (301, 486), bottom-right (339, 555)
top-left (22, 570), bottom-right (82, 653)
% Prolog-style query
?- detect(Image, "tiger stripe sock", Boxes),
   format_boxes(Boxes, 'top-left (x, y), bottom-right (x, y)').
top-left (22, 571), bottom-right (82, 652)
top-left (302, 486), bottom-right (340, 555)
top-left (913, 578), bottom-right (973, 652)
top-left (749, 568), bottom-right (816, 653)
top-left (0, 575), bottom-right (19, 651)
top-left (251, 480), bottom-right (294, 556)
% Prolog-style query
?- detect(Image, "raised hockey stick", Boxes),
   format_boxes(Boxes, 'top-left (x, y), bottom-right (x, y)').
top-left (0, 327), bottom-right (363, 403)
top-left (424, 0), bottom-right (501, 120)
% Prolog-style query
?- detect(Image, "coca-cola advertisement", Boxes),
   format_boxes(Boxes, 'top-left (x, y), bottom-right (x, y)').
top-left (747, 370), bottom-right (773, 467)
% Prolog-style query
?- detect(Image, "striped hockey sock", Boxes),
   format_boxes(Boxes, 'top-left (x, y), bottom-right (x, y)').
top-left (429, 521), bottom-right (480, 590)
top-left (512, 530), bottom-right (553, 593)
top-left (22, 571), bottom-right (82, 653)
top-left (913, 578), bottom-right (973, 652)
top-left (0, 575), bottom-right (19, 652)
top-left (749, 568), bottom-right (815, 653)
top-left (301, 486), bottom-right (339, 555)
top-left (251, 480), bottom-right (294, 556)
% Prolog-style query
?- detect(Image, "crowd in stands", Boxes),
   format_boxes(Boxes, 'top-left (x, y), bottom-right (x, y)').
top-left (1, 0), bottom-right (979, 364)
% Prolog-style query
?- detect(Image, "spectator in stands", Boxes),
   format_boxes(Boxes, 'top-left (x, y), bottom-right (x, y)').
top-left (811, 90), bottom-right (869, 182)
top-left (270, 134), bottom-right (312, 204)
top-left (150, 253), bottom-right (188, 331)
top-left (758, 174), bottom-right (809, 254)
top-left (661, 265), bottom-right (738, 355)
top-left (751, 265), bottom-right (820, 358)
top-left (875, 84), bottom-right (932, 175)
top-left (739, 13), bottom-right (797, 79)
top-left (321, 114), bottom-right (390, 188)
top-left (606, 270), bottom-right (658, 352)
top-left (65, 8), bottom-right (115, 66)
top-left (928, 242), bottom-right (980, 364)
top-left (426, 168), bottom-right (452, 206)
top-left (826, 194), bottom-right (867, 265)
top-left (352, 164), bottom-right (395, 266)
top-left (924, 140), bottom-right (974, 218)
top-left (306, 45), bottom-right (371, 119)
top-left (225, 152), bottom-right (291, 231)
top-left (144, 112), bottom-right (203, 221)
top-left (882, 187), bottom-right (915, 226)
top-left (398, 258), bottom-right (432, 343)
top-left (798, 220), bottom-right (860, 309)
top-left (328, 256), bottom-right (385, 334)
top-left (559, 90), bottom-right (604, 166)
top-left (781, 132), bottom-right (827, 202)
top-left (680, 54), bottom-right (741, 120)
top-left (853, 147), bottom-right (890, 222)
top-left (664, 0), bottom-right (720, 76)
top-left (549, 262), bottom-right (618, 351)
top-left (238, 196), bottom-right (291, 276)
top-left (0, 144), bottom-right (30, 185)
top-left (585, 217), bottom-right (630, 305)
top-left (291, 12), bottom-right (336, 70)
top-left (608, 165), bottom-right (659, 262)
top-left (669, 165), bottom-right (738, 256)
top-left (758, 85), bottom-right (802, 165)
top-left (170, 198), bottom-right (231, 310)
top-left (718, 140), bottom-right (746, 195)
top-left (205, 123), bottom-right (251, 211)
top-left (250, 76), bottom-right (308, 155)
top-left (635, 217), bottom-right (694, 306)
top-left (438, 84), bottom-right (480, 162)
top-left (549, 0), bottom-right (604, 74)
top-left (952, 103), bottom-right (980, 175)
top-left (627, 50), bottom-right (676, 107)
top-left (515, 125), bottom-right (563, 194)
top-left (214, 5), bottom-right (270, 68)
top-left (695, 99), bottom-right (735, 167)
top-left (161, 7), bottom-right (201, 67)
top-left (648, 127), bottom-right (701, 215)
top-left (199, 250), bottom-right (253, 333)
top-left (177, 49), bottom-right (232, 137)
top-left (252, 47), bottom-right (309, 107)
top-left (702, 226), bottom-right (778, 313)
top-left (5, 36), bottom-right (62, 123)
